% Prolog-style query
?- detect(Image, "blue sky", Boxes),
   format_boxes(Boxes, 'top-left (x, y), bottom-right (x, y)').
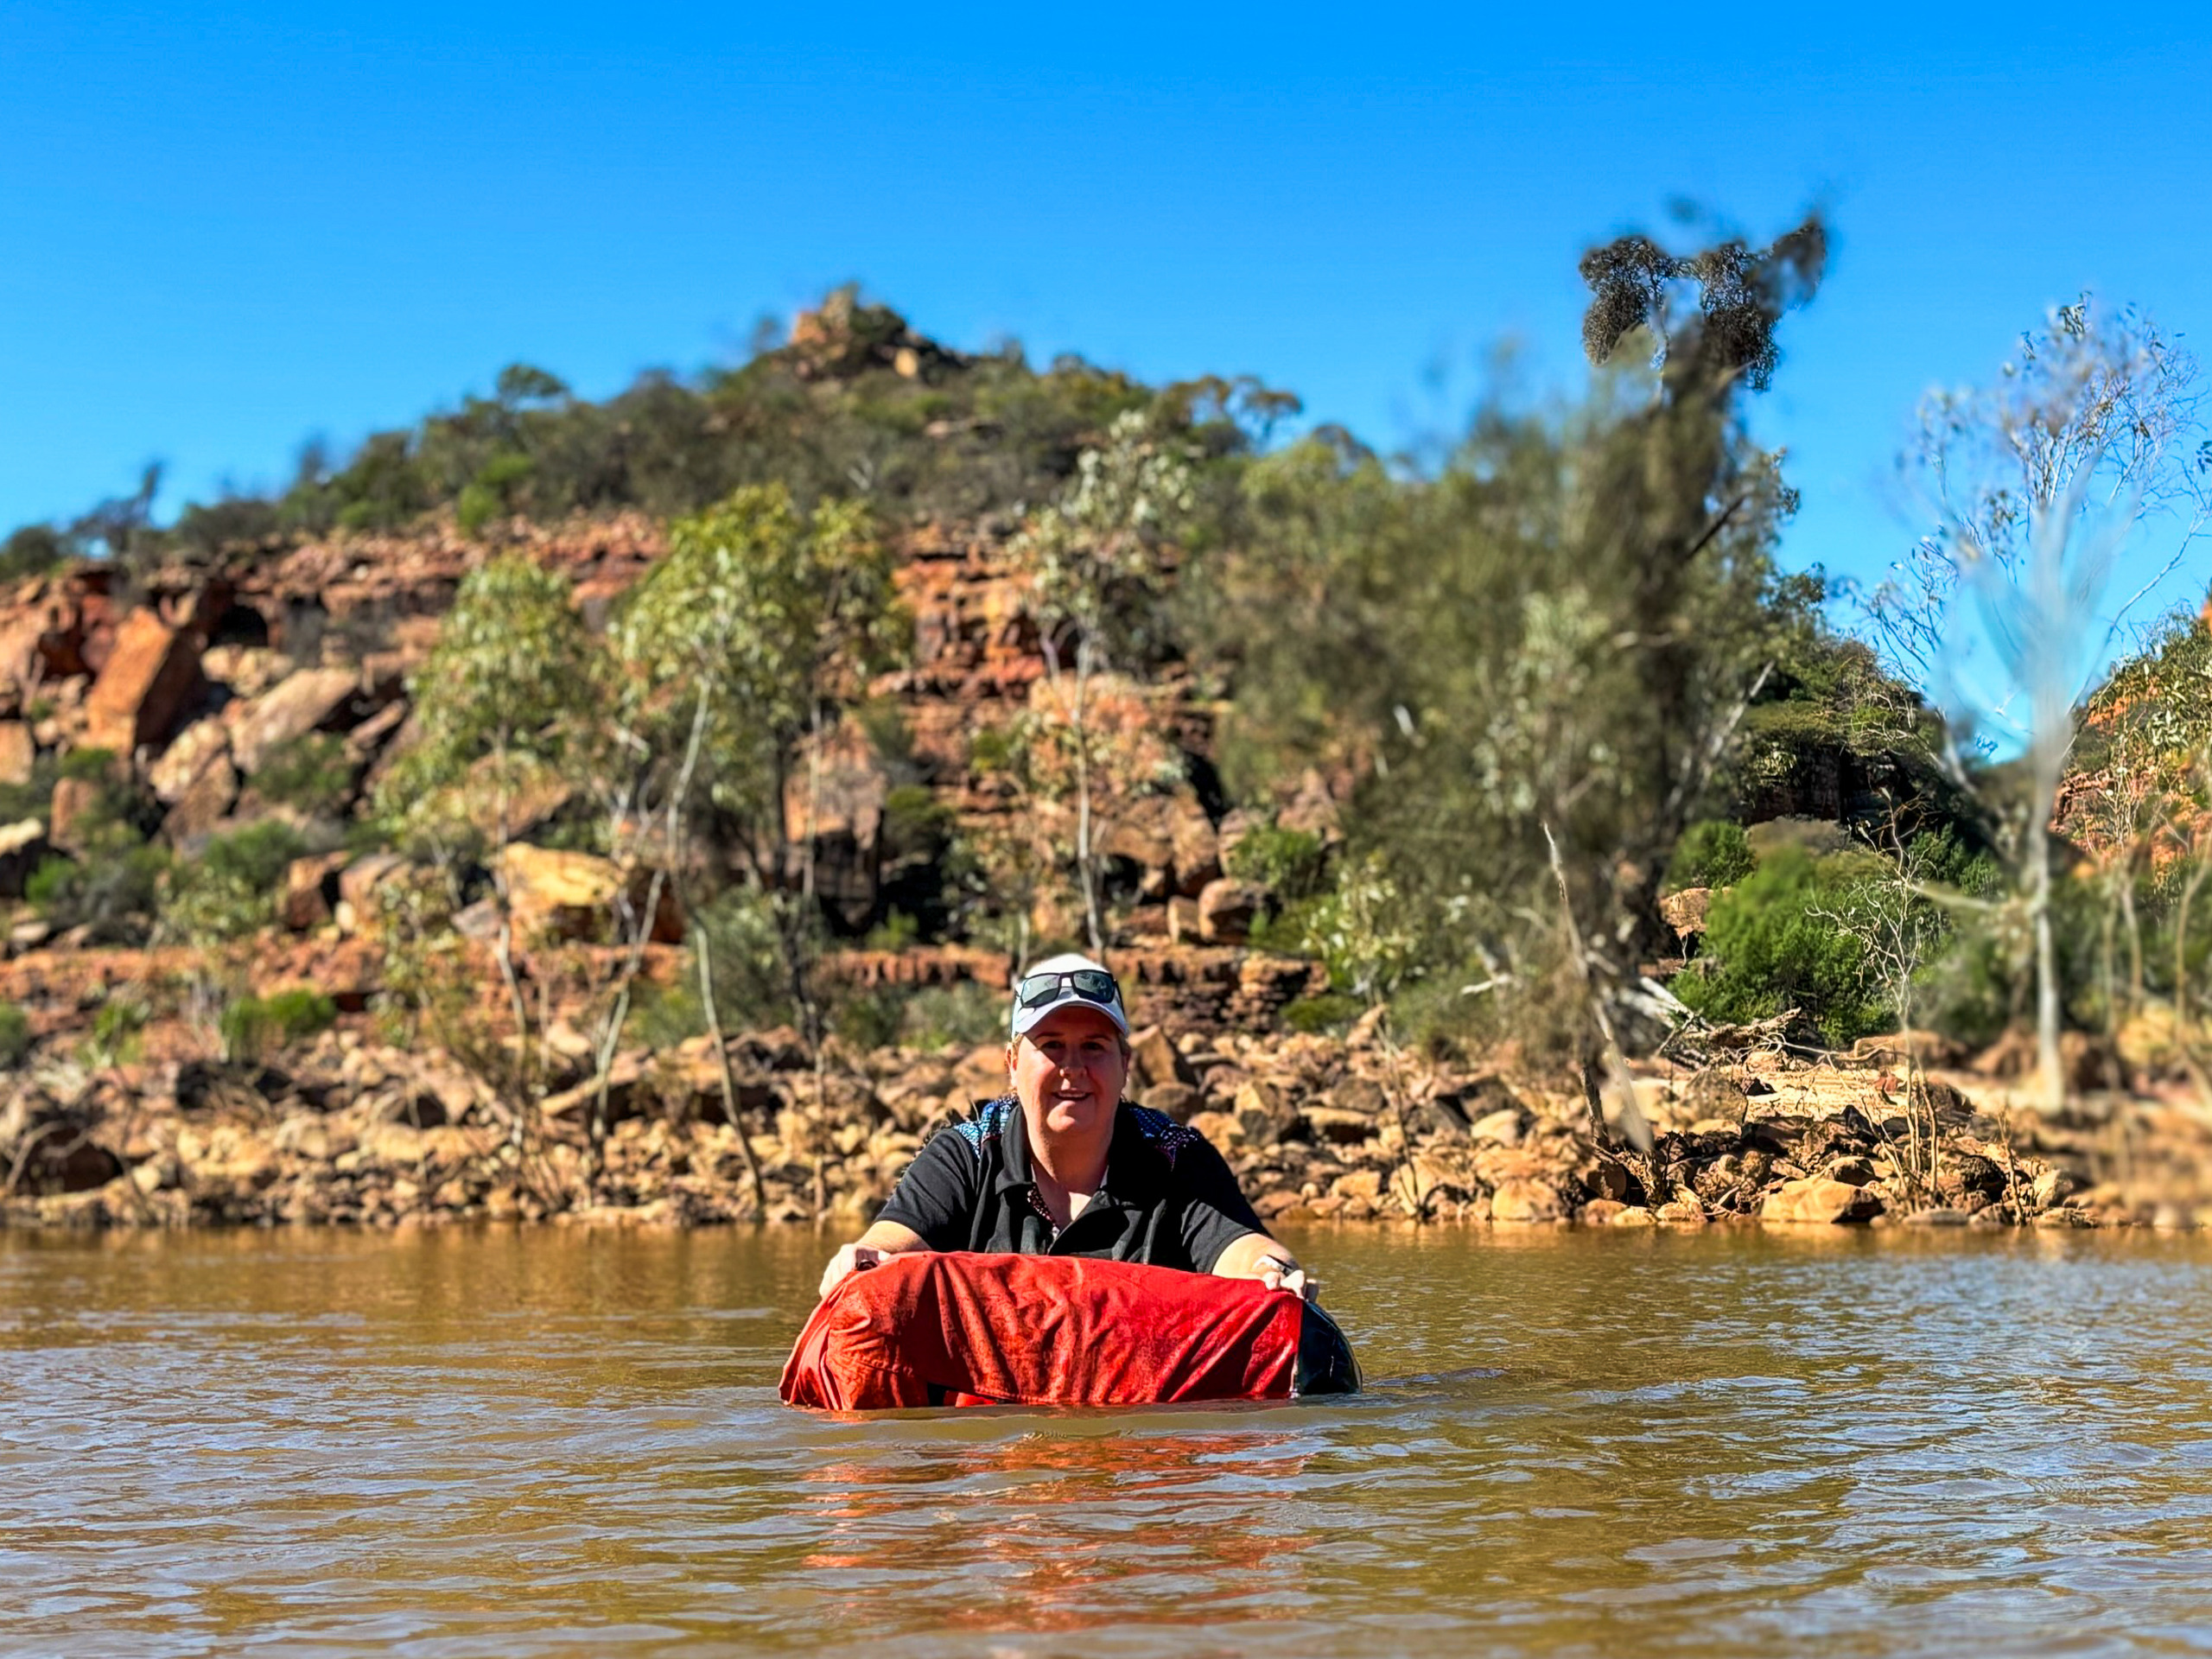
top-left (4, 2), bottom-right (2209, 622)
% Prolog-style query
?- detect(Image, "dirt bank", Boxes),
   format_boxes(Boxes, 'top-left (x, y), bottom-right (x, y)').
top-left (8, 1012), bottom-right (2208, 1233)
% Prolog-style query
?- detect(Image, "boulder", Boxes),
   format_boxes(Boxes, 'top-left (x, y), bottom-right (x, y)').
top-left (226, 666), bottom-right (359, 775)
top-left (493, 843), bottom-right (683, 944)
top-left (1469, 1106), bottom-right (1525, 1147)
top-left (1847, 1029), bottom-right (1970, 1071)
top-left (1168, 797), bottom-right (1222, 897)
top-left (1305, 1105), bottom-right (1380, 1146)
top-left (1329, 1168), bottom-right (1383, 1205)
top-left (1658, 886), bottom-right (1712, 943)
top-left (282, 851), bottom-right (351, 931)
top-left (0, 721), bottom-right (32, 786)
top-left (48, 775), bottom-right (103, 854)
top-left (1139, 1081), bottom-right (1200, 1121)
top-left (335, 850), bottom-right (410, 931)
top-left (1491, 1177), bottom-right (1566, 1224)
top-left (1197, 878), bottom-right (1264, 945)
top-left (1126, 1024), bottom-right (1195, 1091)
top-left (0, 817), bottom-right (50, 899)
top-left (1761, 1177), bottom-right (1883, 1224)
top-left (81, 608), bottom-right (207, 758)
top-left (162, 755), bottom-right (239, 843)
top-left (148, 717), bottom-right (232, 803)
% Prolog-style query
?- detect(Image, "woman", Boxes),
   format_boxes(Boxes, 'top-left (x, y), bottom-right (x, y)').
top-left (817, 953), bottom-right (1312, 1301)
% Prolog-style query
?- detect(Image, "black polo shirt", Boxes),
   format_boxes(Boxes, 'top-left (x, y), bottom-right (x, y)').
top-left (874, 1095), bottom-right (1268, 1272)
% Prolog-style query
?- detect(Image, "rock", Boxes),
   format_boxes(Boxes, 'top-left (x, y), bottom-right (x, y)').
top-left (1847, 1029), bottom-right (1969, 1071)
top-left (1231, 1080), bottom-right (1284, 1146)
top-left (1491, 1177), bottom-right (1565, 1224)
top-left (1580, 1198), bottom-right (1629, 1224)
top-left (48, 775), bottom-right (104, 854)
top-left (1654, 1198), bottom-right (1708, 1224)
top-left (1902, 1207), bottom-right (1971, 1226)
top-left (0, 817), bottom-right (50, 899)
top-left (281, 851), bottom-right (350, 931)
top-left (163, 754), bottom-right (239, 842)
top-left (200, 644), bottom-right (288, 697)
top-left (1304, 1106), bottom-right (1381, 1146)
top-left (2031, 1166), bottom-right (2079, 1210)
top-left (492, 844), bottom-right (684, 945)
top-left (82, 609), bottom-right (207, 758)
top-left (148, 717), bottom-right (231, 802)
top-left (1186, 1109), bottom-right (1239, 1145)
top-left (1761, 1177), bottom-right (1884, 1224)
top-left (1609, 1205), bottom-right (1657, 1226)
top-left (226, 666), bottom-right (359, 775)
top-left (1469, 1106), bottom-right (1525, 1147)
top-left (1165, 896), bottom-right (1201, 944)
top-left (335, 851), bottom-right (410, 931)
top-left (1329, 1168), bottom-right (1383, 1205)
top-left (0, 721), bottom-right (32, 786)
top-left (1974, 1028), bottom-right (2125, 1092)
top-left (1140, 1081), bottom-right (1200, 1121)
top-left (1658, 886), bottom-right (1711, 943)
top-left (1127, 1024), bottom-right (1194, 1091)
top-left (9, 916), bottom-right (51, 952)
top-left (1823, 1155), bottom-right (1878, 1187)
top-left (1196, 878), bottom-right (1263, 945)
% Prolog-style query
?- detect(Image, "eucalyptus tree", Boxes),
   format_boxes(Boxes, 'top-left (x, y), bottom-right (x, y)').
top-left (1872, 300), bottom-right (2208, 1108)
top-left (612, 483), bottom-right (902, 1066)
top-left (375, 551), bottom-right (597, 1118)
top-left (1012, 409), bottom-right (1197, 956)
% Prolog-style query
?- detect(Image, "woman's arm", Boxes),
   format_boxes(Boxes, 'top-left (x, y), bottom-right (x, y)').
top-left (817, 1219), bottom-right (929, 1300)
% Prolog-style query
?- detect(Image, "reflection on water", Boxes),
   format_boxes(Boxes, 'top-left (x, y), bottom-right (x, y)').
top-left (6, 1223), bottom-right (2212, 1656)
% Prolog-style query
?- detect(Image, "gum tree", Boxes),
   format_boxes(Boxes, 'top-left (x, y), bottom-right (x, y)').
top-left (1875, 300), bottom-right (2208, 1107)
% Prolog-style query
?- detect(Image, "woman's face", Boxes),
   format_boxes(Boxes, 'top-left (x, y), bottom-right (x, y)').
top-left (1007, 1006), bottom-right (1128, 1141)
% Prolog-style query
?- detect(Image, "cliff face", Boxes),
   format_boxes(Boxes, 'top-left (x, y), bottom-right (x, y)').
top-left (0, 493), bottom-right (1328, 1044)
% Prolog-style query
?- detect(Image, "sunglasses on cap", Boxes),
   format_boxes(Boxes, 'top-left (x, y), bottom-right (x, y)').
top-left (1014, 968), bottom-right (1123, 1010)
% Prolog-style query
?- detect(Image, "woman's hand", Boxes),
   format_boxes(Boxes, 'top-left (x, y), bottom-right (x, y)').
top-left (1211, 1232), bottom-right (1320, 1304)
top-left (817, 1243), bottom-right (887, 1300)
top-left (817, 1221), bottom-right (931, 1300)
top-left (1257, 1257), bottom-right (1319, 1303)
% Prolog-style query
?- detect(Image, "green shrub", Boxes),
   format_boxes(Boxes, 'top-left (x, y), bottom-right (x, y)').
top-left (253, 733), bottom-right (355, 817)
top-left (1225, 820), bottom-right (1331, 900)
top-left (830, 985), bottom-right (906, 1052)
top-left (1914, 873), bottom-right (2100, 1051)
top-left (1666, 819), bottom-right (1755, 892)
top-left (88, 993), bottom-right (149, 1065)
top-left (0, 1004), bottom-right (32, 1067)
top-left (0, 524), bottom-right (70, 583)
top-left (29, 845), bottom-right (170, 941)
top-left (219, 988), bottom-right (336, 1062)
top-left (161, 821), bottom-right (309, 943)
top-left (899, 982), bottom-right (1005, 1051)
top-left (1282, 992), bottom-right (1363, 1033)
top-left (1670, 846), bottom-right (1891, 1046)
top-left (56, 747), bottom-right (119, 784)
top-left (863, 909), bottom-right (920, 950)
top-left (454, 483), bottom-right (499, 538)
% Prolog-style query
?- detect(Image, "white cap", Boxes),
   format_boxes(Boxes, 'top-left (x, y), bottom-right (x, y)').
top-left (1009, 951), bottom-right (1130, 1039)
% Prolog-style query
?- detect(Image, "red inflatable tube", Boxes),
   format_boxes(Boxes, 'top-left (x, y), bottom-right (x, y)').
top-left (779, 1252), bottom-right (1337, 1410)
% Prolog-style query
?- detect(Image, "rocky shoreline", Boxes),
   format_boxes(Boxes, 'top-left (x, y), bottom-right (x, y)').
top-left (9, 1004), bottom-right (2210, 1234)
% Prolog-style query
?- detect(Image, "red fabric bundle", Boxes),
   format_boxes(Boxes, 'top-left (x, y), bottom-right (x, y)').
top-left (779, 1251), bottom-right (1306, 1410)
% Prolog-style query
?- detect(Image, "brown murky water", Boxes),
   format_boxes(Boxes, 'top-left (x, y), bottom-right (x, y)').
top-left (6, 1224), bottom-right (2212, 1656)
